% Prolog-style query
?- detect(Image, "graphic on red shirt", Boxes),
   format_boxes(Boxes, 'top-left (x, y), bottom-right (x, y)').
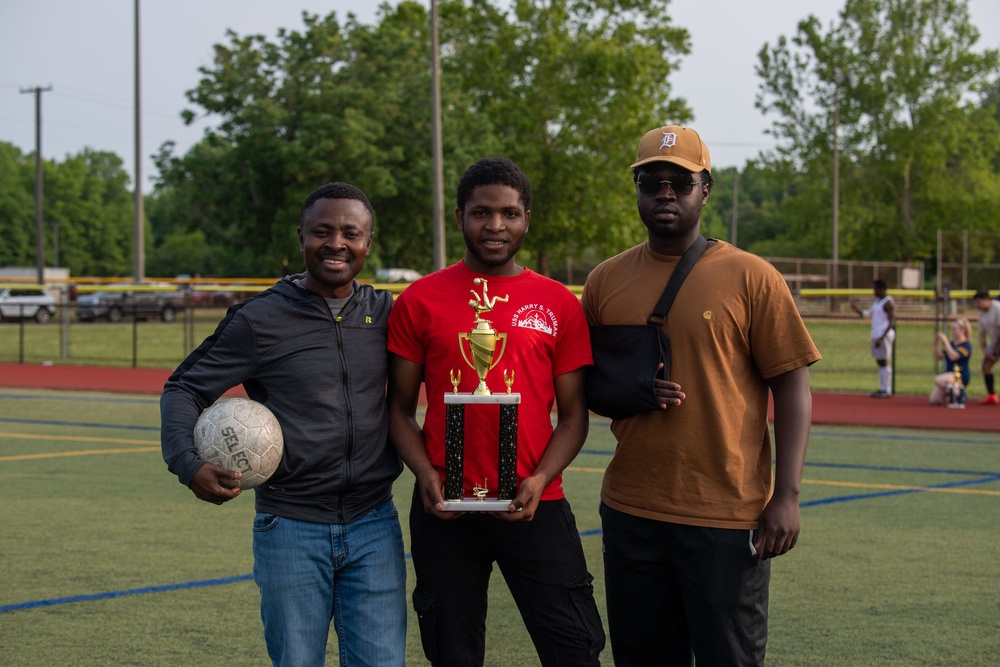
top-left (511, 303), bottom-right (558, 336)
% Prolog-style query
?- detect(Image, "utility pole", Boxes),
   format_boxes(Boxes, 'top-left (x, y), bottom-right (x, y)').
top-left (51, 221), bottom-right (60, 268)
top-left (832, 68), bottom-right (858, 293)
top-left (429, 0), bottom-right (446, 270)
top-left (133, 0), bottom-right (145, 283)
top-left (832, 91), bottom-right (840, 291)
top-left (20, 85), bottom-right (52, 285)
top-left (730, 167), bottom-right (739, 247)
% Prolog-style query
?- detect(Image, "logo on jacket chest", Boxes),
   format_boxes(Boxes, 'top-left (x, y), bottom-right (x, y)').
top-left (510, 303), bottom-right (558, 337)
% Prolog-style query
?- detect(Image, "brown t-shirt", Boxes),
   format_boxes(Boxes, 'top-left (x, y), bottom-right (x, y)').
top-left (582, 240), bottom-right (821, 529)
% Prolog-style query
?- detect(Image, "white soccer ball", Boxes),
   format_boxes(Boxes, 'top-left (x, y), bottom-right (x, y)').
top-left (193, 398), bottom-right (284, 489)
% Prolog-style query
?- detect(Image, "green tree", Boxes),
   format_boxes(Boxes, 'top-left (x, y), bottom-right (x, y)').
top-left (154, 12), bottom-right (358, 277)
top-left (146, 228), bottom-right (215, 277)
top-left (152, 0), bottom-right (693, 277)
top-left (442, 0), bottom-right (691, 274)
top-left (754, 0), bottom-right (1000, 262)
top-left (46, 149), bottom-right (134, 276)
top-left (153, 6), bottom-right (452, 277)
top-left (0, 142), bottom-right (36, 268)
top-left (0, 143), bottom-right (134, 276)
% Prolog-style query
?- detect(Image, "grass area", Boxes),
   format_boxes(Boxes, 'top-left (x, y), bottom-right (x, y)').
top-left (1, 390), bottom-right (998, 665)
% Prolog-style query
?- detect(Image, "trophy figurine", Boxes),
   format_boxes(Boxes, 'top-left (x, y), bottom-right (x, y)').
top-left (442, 278), bottom-right (520, 511)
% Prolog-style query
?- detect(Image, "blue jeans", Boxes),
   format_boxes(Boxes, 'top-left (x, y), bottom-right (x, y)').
top-left (252, 499), bottom-right (407, 667)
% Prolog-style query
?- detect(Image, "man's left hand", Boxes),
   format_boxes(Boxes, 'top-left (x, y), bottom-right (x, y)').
top-left (753, 494), bottom-right (800, 559)
top-left (495, 474), bottom-right (545, 522)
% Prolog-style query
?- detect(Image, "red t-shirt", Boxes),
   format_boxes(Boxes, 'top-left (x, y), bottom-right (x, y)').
top-left (388, 262), bottom-right (592, 500)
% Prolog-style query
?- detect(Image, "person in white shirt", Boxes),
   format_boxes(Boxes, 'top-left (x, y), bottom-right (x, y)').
top-left (851, 279), bottom-right (895, 398)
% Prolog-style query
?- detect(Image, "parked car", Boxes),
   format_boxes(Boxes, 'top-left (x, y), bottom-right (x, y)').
top-left (376, 267), bottom-right (423, 283)
top-left (0, 287), bottom-right (57, 323)
top-left (179, 285), bottom-right (242, 307)
top-left (75, 284), bottom-right (184, 323)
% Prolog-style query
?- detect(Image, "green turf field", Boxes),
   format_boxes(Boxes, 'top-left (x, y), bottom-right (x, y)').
top-left (1, 390), bottom-right (998, 665)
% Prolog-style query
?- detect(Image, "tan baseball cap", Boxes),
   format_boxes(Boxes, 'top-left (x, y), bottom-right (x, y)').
top-left (630, 125), bottom-right (711, 174)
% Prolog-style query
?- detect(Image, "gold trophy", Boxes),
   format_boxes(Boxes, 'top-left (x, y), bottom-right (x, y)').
top-left (443, 278), bottom-right (520, 511)
top-left (458, 278), bottom-right (509, 395)
top-left (947, 364), bottom-right (965, 409)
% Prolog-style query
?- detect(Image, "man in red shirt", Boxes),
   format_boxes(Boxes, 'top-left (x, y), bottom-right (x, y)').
top-left (388, 157), bottom-right (605, 666)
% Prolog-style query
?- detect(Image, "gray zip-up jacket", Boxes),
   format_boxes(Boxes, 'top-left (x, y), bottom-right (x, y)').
top-left (160, 275), bottom-right (401, 524)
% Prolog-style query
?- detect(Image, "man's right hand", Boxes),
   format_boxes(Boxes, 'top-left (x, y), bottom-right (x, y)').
top-left (415, 470), bottom-right (463, 520)
top-left (653, 376), bottom-right (685, 409)
top-left (189, 462), bottom-right (242, 505)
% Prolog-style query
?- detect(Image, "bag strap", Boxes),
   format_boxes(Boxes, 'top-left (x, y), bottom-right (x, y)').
top-left (647, 235), bottom-right (708, 327)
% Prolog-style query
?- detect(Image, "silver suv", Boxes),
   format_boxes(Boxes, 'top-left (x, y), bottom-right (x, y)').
top-left (0, 287), bottom-right (58, 324)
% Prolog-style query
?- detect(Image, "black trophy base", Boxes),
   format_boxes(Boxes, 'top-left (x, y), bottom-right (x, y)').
top-left (441, 392), bottom-right (520, 513)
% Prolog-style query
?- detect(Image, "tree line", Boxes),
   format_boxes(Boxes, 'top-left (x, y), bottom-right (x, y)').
top-left (2, 0), bottom-right (998, 281)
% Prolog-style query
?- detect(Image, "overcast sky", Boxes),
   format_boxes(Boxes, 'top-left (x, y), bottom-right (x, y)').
top-left (2, 0), bottom-right (998, 192)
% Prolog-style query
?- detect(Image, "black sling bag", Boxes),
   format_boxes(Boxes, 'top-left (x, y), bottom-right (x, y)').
top-left (585, 235), bottom-right (708, 420)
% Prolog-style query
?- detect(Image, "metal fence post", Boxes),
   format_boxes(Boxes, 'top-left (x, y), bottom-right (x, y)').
top-left (18, 305), bottom-right (25, 363)
top-left (132, 307), bottom-right (139, 368)
top-left (890, 326), bottom-right (899, 396)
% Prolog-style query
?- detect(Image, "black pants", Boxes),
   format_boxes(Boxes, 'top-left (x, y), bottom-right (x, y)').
top-left (601, 503), bottom-right (770, 667)
top-left (409, 486), bottom-right (606, 666)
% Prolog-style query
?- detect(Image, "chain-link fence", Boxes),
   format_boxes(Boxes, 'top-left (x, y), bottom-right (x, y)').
top-left (0, 300), bottom-right (228, 369)
top-left (1, 297), bottom-right (990, 399)
top-left (802, 314), bottom-right (970, 398)
top-left (801, 292), bottom-right (988, 398)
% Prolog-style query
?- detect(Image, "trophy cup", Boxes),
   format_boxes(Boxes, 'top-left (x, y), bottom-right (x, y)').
top-left (947, 364), bottom-right (966, 409)
top-left (442, 278), bottom-right (520, 511)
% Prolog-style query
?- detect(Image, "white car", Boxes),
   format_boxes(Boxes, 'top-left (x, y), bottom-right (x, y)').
top-left (0, 287), bottom-right (57, 323)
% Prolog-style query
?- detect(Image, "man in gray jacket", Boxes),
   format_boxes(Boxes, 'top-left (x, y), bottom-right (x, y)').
top-left (161, 182), bottom-right (406, 667)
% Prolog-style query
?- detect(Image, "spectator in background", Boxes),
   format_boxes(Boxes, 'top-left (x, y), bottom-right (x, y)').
top-left (930, 318), bottom-right (972, 406)
top-left (973, 290), bottom-right (1000, 405)
top-left (851, 279), bottom-right (895, 398)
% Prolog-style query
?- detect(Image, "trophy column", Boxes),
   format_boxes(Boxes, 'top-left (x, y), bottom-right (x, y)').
top-left (498, 403), bottom-right (518, 500)
top-left (442, 393), bottom-right (521, 511)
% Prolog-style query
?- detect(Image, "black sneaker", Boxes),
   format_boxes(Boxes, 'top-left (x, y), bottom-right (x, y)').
top-left (869, 390), bottom-right (891, 398)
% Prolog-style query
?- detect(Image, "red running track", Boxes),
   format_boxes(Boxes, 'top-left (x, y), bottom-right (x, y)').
top-left (0, 363), bottom-right (996, 433)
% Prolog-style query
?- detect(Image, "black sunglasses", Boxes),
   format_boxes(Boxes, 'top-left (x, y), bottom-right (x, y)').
top-left (635, 172), bottom-right (702, 197)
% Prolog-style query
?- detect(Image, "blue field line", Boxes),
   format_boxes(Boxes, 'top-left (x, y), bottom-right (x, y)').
top-left (0, 416), bottom-right (159, 431)
top-left (3, 550), bottom-right (418, 615)
top-left (0, 574), bottom-right (254, 614)
top-left (801, 473), bottom-right (1000, 507)
top-left (803, 461), bottom-right (1000, 476)
top-left (0, 392), bottom-right (159, 404)
top-left (810, 429), bottom-right (1000, 445)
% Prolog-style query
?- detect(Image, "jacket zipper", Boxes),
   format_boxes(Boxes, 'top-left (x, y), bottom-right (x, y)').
top-left (334, 299), bottom-right (357, 524)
